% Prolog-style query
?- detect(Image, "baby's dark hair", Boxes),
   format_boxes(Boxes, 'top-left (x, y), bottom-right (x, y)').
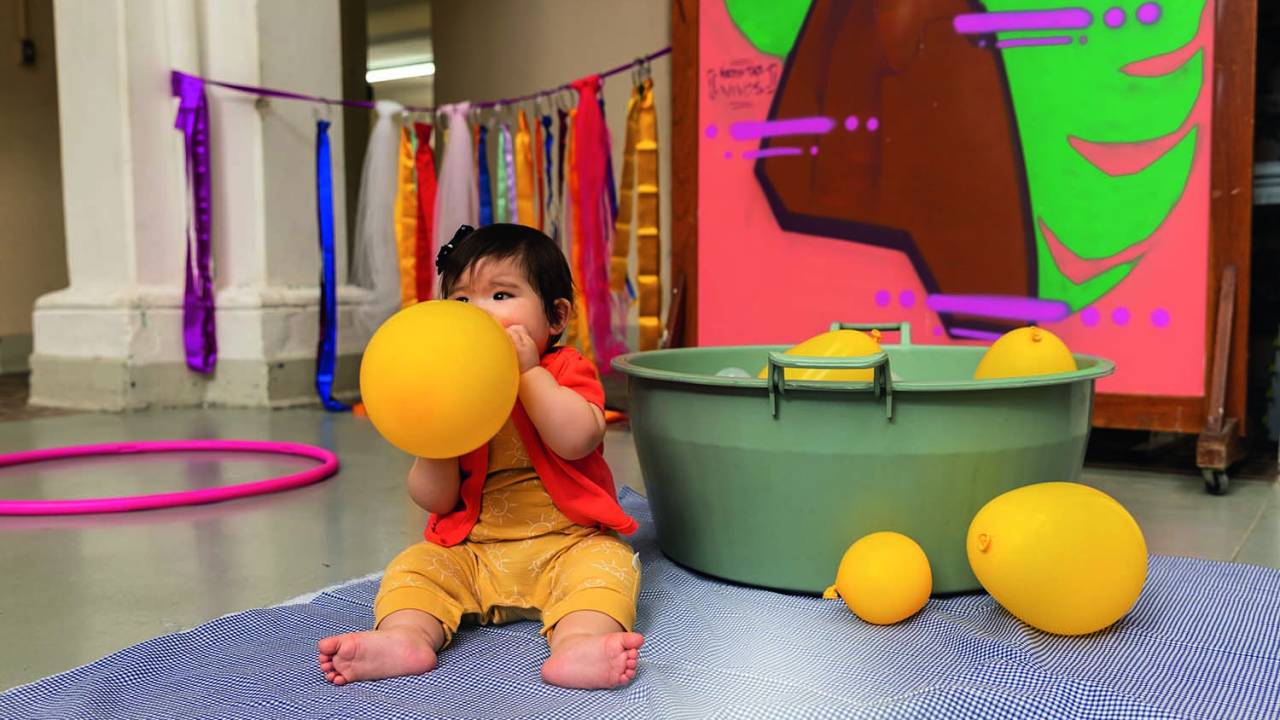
top-left (438, 223), bottom-right (575, 346)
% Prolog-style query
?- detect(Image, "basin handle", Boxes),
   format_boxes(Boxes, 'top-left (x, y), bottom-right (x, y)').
top-left (766, 351), bottom-right (894, 420)
top-left (828, 321), bottom-right (911, 346)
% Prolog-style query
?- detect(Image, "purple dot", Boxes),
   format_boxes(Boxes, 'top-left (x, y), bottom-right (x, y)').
top-left (1112, 307), bottom-right (1131, 326)
top-left (1104, 7), bottom-right (1126, 28)
top-left (1080, 307), bottom-right (1101, 327)
top-left (932, 326), bottom-right (943, 337)
top-left (899, 290), bottom-right (916, 308)
top-left (723, 150), bottom-right (732, 159)
top-left (1137, 2), bottom-right (1161, 24)
top-left (866, 117), bottom-right (880, 132)
top-left (809, 145), bottom-right (819, 156)
top-left (1079, 35), bottom-right (1088, 44)
top-left (1151, 308), bottom-right (1171, 328)
top-left (874, 290), bottom-right (891, 307)
top-left (705, 124), bottom-right (718, 139)
top-left (845, 115), bottom-right (859, 131)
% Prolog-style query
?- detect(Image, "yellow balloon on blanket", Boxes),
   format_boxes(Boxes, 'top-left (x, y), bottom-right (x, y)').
top-left (757, 329), bottom-right (883, 382)
top-left (973, 326), bottom-right (1077, 380)
top-left (360, 300), bottom-right (519, 459)
top-left (824, 532), bottom-right (931, 625)
top-left (967, 482), bottom-right (1147, 636)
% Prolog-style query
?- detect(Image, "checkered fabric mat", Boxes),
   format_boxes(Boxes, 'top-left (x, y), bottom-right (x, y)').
top-left (3, 489), bottom-right (1278, 719)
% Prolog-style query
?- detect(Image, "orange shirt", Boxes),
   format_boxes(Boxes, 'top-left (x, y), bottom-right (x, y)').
top-left (425, 347), bottom-right (638, 546)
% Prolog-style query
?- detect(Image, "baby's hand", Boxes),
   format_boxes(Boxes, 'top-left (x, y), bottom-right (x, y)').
top-left (507, 325), bottom-right (541, 373)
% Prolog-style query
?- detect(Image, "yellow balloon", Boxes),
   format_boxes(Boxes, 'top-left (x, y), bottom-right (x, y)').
top-left (758, 329), bottom-right (883, 382)
top-left (359, 301), bottom-right (519, 459)
top-left (967, 482), bottom-right (1147, 636)
top-left (823, 531), bottom-right (931, 625)
top-left (973, 326), bottom-right (1077, 380)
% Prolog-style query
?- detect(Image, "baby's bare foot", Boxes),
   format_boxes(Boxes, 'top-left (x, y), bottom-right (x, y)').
top-left (317, 627), bottom-right (438, 685)
top-left (541, 631), bottom-right (643, 689)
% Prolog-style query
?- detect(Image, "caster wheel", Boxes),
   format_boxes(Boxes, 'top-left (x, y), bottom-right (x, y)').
top-left (1201, 468), bottom-right (1230, 495)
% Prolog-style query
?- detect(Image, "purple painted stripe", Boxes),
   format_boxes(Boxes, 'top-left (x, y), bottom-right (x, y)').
top-left (996, 35), bottom-right (1074, 48)
top-left (730, 116), bottom-right (837, 140)
top-left (950, 328), bottom-right (1003, 341)
top-left (742, 147), bottom-right (804, 159)
top-left (953, 8), bottom-right (1093, 34)
top-left (927, 294), bottom-right (1071, 322)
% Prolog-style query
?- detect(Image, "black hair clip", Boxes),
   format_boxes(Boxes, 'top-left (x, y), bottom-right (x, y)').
top-left (436, 224), bottom-right (474, 273)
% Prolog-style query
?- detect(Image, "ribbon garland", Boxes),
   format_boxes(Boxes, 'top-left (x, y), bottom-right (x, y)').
top-left (314, 120), bottom-right (348, 411)
top-left (168, 47), bottom-right (670, 391)
top-left (171, 71), bottom-right (217, 374)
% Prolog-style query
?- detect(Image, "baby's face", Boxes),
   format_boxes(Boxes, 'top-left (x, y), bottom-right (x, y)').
top-left (447, 256), bottom-right (563, 353)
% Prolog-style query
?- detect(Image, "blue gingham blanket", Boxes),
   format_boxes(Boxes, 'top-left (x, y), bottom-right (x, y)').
top-left (3, 489), bottom-right (1278, 719)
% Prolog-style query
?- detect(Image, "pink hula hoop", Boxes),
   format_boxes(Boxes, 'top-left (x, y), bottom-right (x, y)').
top-left (0, 440), bottom-right (340, 516)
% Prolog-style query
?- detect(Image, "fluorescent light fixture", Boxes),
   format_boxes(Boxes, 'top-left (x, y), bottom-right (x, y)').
top-left (366, 62), bottom-right (435, 83)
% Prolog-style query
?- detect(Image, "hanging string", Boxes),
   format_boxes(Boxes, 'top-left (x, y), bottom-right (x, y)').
top-left (181, 46), bottom-right (671, 116)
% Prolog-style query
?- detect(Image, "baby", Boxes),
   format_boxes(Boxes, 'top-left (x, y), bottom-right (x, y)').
top-left (319, 223), bottom-right (643, 690)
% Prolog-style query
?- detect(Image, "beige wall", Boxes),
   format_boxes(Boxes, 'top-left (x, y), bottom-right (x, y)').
top-left (432, 0), bottom-right (672, 325)
top-left (0, 0), bottom-right (67, 344)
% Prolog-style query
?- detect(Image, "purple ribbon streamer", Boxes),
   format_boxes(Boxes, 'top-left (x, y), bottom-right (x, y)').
top-left (171, 71), bottom-right (217, 374)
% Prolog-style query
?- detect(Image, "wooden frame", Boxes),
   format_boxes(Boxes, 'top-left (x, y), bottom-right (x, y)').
top-left (670, 0), bottom-right (1257, 435)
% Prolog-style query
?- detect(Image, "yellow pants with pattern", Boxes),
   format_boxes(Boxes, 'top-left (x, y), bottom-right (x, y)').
top-left (375, 434), bottom-right (641, 647)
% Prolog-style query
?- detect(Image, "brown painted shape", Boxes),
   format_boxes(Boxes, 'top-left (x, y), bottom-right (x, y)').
top-left (758, 0), bottom-right (1034, 307)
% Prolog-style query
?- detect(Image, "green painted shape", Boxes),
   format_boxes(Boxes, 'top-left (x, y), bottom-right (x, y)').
top-left (981, 0), bottom-right (1207, 311)
top-left (723, 0), bottom-right (813, 57)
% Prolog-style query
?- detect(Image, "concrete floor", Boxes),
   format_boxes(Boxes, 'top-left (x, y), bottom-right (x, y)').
top-left (1, 407), bottom-right (1277, 691)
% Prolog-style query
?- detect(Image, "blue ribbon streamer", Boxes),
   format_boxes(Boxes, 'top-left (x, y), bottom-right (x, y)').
top-left (600, 96), bottom-right (619, 222)
top-left (315, 120), bottom-right (348, 411)
top-left (542, 114), bottom-right (555, 235)
top-left (477, 125), bottom-right (494, 226)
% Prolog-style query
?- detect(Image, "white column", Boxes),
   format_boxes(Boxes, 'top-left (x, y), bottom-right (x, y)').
top-left (32, 0), bottom-right (368, 410)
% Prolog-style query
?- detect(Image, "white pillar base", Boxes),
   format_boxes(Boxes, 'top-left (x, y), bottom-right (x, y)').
top-left (30, 285), bottom-right (370, 410)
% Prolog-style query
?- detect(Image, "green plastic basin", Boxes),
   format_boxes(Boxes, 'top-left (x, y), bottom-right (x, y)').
top-left (611, 322), bottom-right (1115, 595)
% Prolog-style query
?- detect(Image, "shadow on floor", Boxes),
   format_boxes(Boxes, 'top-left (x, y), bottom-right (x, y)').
top-left (1085, 428), bottom-right (1278, 481)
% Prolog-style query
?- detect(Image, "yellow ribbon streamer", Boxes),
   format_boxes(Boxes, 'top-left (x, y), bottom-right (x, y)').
top-left (563, 109), bottom-right (594, 361)
top-left (394, 125), bottom-right (419, 308)
top-left (610, 79), bottom-right (663, 350)
top-left (515, 110), bottom-right (537, 227)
